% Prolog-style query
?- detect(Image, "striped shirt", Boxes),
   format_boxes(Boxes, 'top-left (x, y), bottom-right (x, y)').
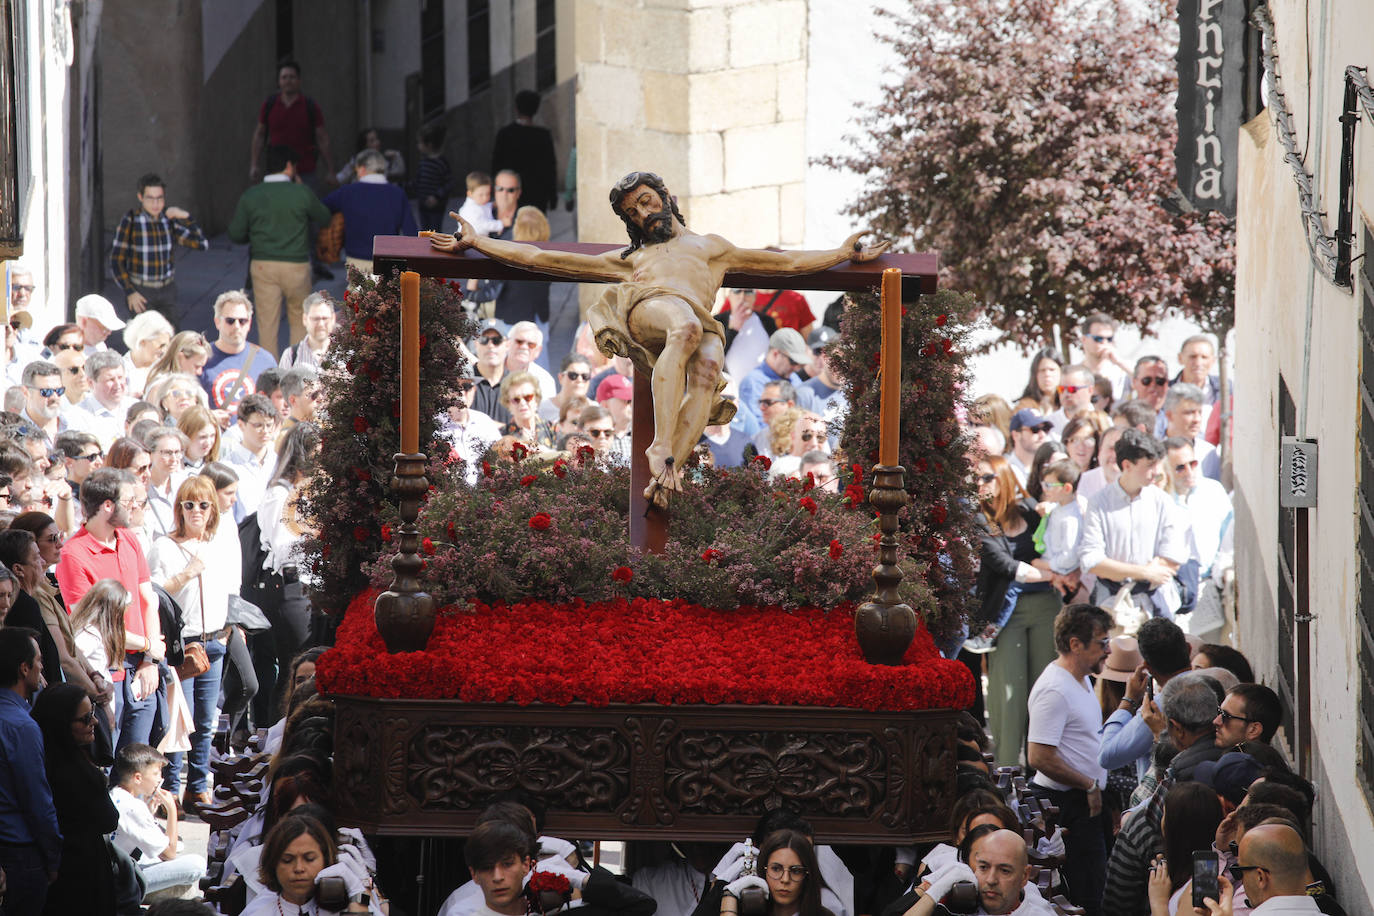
top-left (108, 207), bottom-right (208, 293)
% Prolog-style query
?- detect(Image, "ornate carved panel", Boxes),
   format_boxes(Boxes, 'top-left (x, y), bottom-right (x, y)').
top-left (330, 699), bottom-right (959, 844)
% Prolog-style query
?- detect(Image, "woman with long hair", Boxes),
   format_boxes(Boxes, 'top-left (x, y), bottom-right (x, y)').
top-left (1014, 347), bottom-right (1064, 415)
top-left (201, 461), bottom-right (259, 747)
top-left (144, 330), bottom-right (210, 393)
top-left (71, 578), bottom-right (130, 728)
top-left (145, 372), bottom-right (208, 425)
top-left (971, 455), bottom-right (1058, 765)
top-left (1062, 417), bottom-right (1099, 473)
top-left (260, 423), bottom-right (322, 717)
top-left (177, 404), bottom-right (222, 470)
top-left (704, 829), bottom-right (834, 916)
top-left (149, 475), bottom-right (240, 811)
top-left (240, 812), bottom-right (382, 916)
top-left (1024, 442), bottom-right (1066, 502)
top-left (32, 683), bottom-right (120, 914)
top-left (1147, 782), bottom-right (1225, 916)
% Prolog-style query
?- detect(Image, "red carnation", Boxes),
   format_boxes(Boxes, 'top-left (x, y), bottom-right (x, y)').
top-left (701, 549), bottom-right (721, 564)
top-left (799, 496), bottom-right (818, 515)
top-left (353, 416), bottom-right (369, 433)
top-left (752, 454), bottom-right (772, 471)
top-left (612, 566), bottom-right (634, 583)
top-left (364, 318), bottom-right (378, 335)
top-left (381, 524), bottom-right (393, 543)
top-left (801, 472), bottom-right (816, 492)
top-left (936, 313), bottom-right (948, 326)
top-left (528, 512), bottom-right (552, 530)
top-left (844, 484), bottom-right (866, 507)
top-left (422, 537), bottom-right (436, 555)
top-left (829, 539), bottom-right (844, 560)
top-left (552, 460), bottom-right (567, 479)
top-left (576, 445), bottom-right (595, 460)
top-left (929, 504), bottom-right (948, 524)
top-left (942, 338), bottom-right (953, 355)
top-left (482, 461), bottom-right (494, 478)
top-left (353, 526), bottom-right (369, 542)
top-left (446, 521), bottom-right (456, 540)
top-left (511, 441), bottom-right (528, 461)
top-left (851, 464), bottom-right (864, 482)
top-left (520, 474), bottom-right (537, 487)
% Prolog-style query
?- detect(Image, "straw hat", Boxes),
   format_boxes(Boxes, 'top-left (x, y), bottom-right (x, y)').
top-left (1099, 635), bottom-right (1142, 683)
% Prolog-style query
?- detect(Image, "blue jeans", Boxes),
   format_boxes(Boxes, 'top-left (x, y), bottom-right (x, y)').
top-left (141, 852), bottom-right (208, 895)
top-left (164, 638), bottom-right (227, 795)
top-left (116, 654), bottom-right (160, 752)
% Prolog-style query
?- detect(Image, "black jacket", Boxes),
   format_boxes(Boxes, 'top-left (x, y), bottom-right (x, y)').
top-left (974, 498), bottom-right (1042, 622)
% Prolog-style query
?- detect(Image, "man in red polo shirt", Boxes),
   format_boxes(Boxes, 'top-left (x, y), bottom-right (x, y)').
top-left (56, 467), bottom-right (163, 749)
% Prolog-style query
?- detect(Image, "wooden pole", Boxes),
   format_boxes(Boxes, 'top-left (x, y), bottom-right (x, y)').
top-left (879, 268), bottom-right (902, 466)
top-left (628, 368), bottom-right (667, 554)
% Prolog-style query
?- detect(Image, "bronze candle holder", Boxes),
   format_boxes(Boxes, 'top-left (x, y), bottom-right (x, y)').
top-left (854, 465), bottom-right (917, 666)
top-left (374, 452), bottom-right (437, 653)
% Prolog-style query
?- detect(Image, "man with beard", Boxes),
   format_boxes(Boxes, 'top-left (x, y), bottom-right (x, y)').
top-left (1026, 604), bottom-right (1114, 916)
top-left (430, 170), bottom-right (887, 507)
top-left (20, 360), bottom-right (65, 440)
top-left (56, 468), bottom-right (164, 748)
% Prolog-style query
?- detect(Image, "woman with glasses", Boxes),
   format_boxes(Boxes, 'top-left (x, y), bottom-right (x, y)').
top-left (149, 475), bottom-right (240, 812)
top-left (968, 456), bottom-right (1058, 764)
top-left (1014, 347), bottom-right (1065, 416)
top-left (771, 411), bottom-right (828, 479)
top-left (31, 682), bottom-right (121, 914)
top-left (539, 354), bottom-right (594, 424)
top-left (40, 323), bottom-right (84, 358)
top-left (498, 370), bottom-right (557, 451)
top-left (146, 371), bottom-right (208, 426)
top-left (1061, 417), bottom-right (1100, 473)
top-left (177, 405), bottom-right (222, 471)
top-left (200, 461), bottom-right (260, 749)
top-left (105, 436), bottom-right (153, 486)
top-left (703, 829), bottom-right (833, 916)
top-left (121, 311), bottom-right (175, 397)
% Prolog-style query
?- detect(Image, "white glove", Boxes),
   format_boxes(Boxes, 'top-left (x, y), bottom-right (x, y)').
top-left (337, 829), bottom-right (378, 872)
top-left (535, 856), bottom-right (589, 890)
top-left (713, 842), bottom-right (752, 883)
top-left (337, 844), bottom-right (373, 882)
top-left (724, 876), bottom-right (769, 900)
top-left (316, 860), bottom-right (366, 898)
top-left (1036, 826), bottom-right (1066, 859)
top-left (924, 861), bottom-right (976, 903)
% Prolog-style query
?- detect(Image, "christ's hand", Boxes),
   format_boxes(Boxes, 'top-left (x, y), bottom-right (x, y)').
top-left (844, 231), bottom-right (891, 262)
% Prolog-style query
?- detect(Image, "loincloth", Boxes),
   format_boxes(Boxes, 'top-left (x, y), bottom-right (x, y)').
top-left (587, 282), bottom-right (737, 426)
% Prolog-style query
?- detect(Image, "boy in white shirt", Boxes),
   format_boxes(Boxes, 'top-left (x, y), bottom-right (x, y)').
top-left (457, 171), bottom-right (505, 238)
top-left (110, 743), bottom-right (207, 898)
top-left (1037, 459), bottom-right (1086, 597)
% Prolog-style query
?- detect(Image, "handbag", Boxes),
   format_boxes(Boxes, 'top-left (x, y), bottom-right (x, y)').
top-left (174, 543), bottom-right (212, 680)
top-left (1109, 582), bottom-right (1149, 636)
top-left (226, 594), bottom-right (271, 633)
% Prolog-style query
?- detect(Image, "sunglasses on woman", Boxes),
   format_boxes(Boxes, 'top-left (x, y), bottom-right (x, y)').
top-left (180, 500), bottom-right (212, 511)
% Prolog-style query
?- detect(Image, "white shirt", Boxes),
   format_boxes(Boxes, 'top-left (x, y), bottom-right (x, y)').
top-left (526, 362), bottom-right (557, 401)
top-left (146, 471), bottom-right (188, 540)
top-left (1079, 482), bottom-right (1187, 574)
top-left (1248, 897), bottom-right (1321, 916)
top-left (111, 785), bottom-right (169, 860)
top-left (259, 480), bottom-right (303, 575)
top-left (69, 393), bottom-right (135, 450)
top-left (1043, 498), bottom-right (1084, 574)
top-left (1172, 478), bottom-right (1233, 575)
top-left (458, 197), bottom-right (505, 237)
top-left (1006, 450), bottom-right (1031, 488)
top-left (724, 312), bottom-right (770, 382)
top-left (149, 532), bottom-right (242, 637)
top-left (222, 440), bottom-right (277, 522)
top-left (630, 861), bottom-right (707, 916)
top-left (1076, 466), bottom-right (1112, 503)
top-left (1027, 662), bottom-right (1107, 791)
top-left (441, 409), bottom-right (502, 484)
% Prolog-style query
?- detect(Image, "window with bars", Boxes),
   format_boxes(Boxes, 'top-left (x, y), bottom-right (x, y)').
top-left (535, 0), bottom-right (556, 91)
top-left (467, 0), bottom-right (491, 95)
top-left (1358, 220), bottom-right (1374, 800)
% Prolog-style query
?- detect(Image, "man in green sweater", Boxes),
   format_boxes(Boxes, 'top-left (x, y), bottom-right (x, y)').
top-left (228, 145), bottom-right (331, 355)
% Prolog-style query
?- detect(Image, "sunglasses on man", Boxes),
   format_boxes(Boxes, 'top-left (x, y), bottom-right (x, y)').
top-left (1138, 376), bottom-right (1168, 387)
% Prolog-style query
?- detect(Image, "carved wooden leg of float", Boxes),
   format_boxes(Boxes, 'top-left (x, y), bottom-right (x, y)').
top-left (854, 465), bottom-right (916, 665)
top-left (375, 452), bottom-right (437, 653)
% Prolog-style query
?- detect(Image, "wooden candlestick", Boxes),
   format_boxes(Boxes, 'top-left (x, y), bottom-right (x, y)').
top-left (400, 271), bottom-right (420, 454)
top-left (374, 452), bottom-right (436, 653)
top-left (879, 268), bottom-right (902, 466)
top-left (854, 465), bottom-right (916, 665)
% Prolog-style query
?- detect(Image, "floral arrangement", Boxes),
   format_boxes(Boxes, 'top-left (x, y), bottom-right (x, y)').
top-left (828, 287), bottom-right (982, 640)
top-left (299, 268), bottom-right (476, 616)
top-left (361, 451), bottom-right (934, 613)
top-left (316, 589), bottom-right (976, 711)
top-left (526, 870), bottom-right (574, 915)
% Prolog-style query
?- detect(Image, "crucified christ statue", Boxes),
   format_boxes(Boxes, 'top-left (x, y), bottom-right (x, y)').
top-left (430, 170), bottom-right (889, 508)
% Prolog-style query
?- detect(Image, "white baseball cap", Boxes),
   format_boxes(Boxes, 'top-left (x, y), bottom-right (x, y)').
top-left (74, 294), bottom-right (126, 331)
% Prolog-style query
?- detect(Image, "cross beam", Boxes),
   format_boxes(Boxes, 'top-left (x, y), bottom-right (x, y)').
top-left (371, 236), bottom-right (939, 296)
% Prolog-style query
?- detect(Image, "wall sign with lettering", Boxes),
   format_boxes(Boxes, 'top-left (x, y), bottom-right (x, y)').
top-left (1176, 0), bottom-right (1249, 217)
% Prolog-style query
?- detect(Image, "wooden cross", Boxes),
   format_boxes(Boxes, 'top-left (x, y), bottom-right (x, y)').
top-left (373, 236), bottom-right (938, 552)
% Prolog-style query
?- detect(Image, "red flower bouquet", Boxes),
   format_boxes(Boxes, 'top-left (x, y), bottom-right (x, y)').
top-left (527, 871), bottom-right (573, 915)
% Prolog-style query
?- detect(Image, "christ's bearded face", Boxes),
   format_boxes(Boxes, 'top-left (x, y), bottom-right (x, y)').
top-left (620, 185), bottom-right (676, 245)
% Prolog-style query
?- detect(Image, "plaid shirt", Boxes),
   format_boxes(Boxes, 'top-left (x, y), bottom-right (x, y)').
top-left (108, 207), bottom-right (208, 293)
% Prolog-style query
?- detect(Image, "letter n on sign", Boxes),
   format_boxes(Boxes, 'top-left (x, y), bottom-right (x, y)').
top-left (1175, 0), bottom-right (1248, 217)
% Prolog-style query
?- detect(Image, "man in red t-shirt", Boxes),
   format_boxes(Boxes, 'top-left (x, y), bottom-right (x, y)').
top-left (753, 288), bottom-right (815, 339)
top-left (249, 59), bottom-right (333, 183)
top-left (56, 467), bottom-right (164, 749)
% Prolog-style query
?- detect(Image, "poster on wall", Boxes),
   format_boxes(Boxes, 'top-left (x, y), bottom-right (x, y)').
top-left (0, 0), bottom-right (25, 258)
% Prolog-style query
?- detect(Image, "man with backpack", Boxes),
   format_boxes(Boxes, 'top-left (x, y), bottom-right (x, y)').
top-left (249, 58), bottom-right (335, 280)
